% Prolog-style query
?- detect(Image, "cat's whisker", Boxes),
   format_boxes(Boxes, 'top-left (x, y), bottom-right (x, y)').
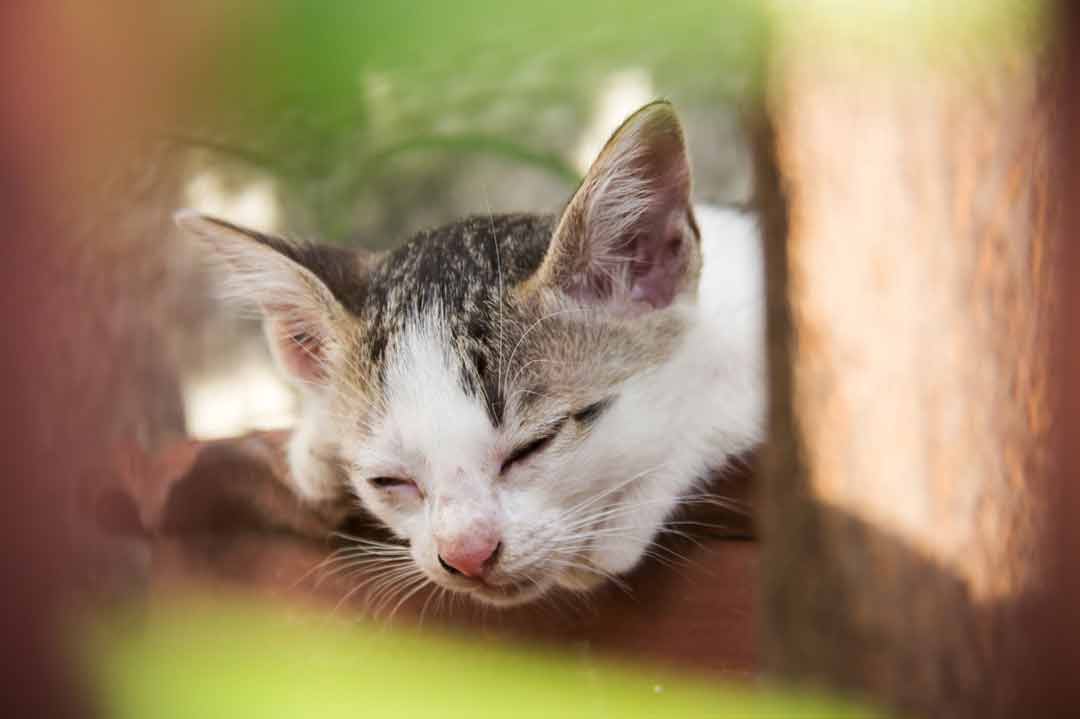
top-left (322, 551), bottom-right (411, 575)
top-left (483, 192), bottom-right (507, 401)
top-left (292, 540), bottom-right (408, 591)
top-left (562, 502), bottom-right (683, 533)
top-left (363, 561), bottom-right (418, 591)
top-left (525, 574), bottom-right (582, 621)
top-left (317, 533), bottom-right (415, 612)
top-left (505, 389), bottom-right (556, 407)
top-left (323, 554), bottom-right (413, 580)
top-left (387, 575), bottom-right (432, 623)
top-left (670, 495), bottom-right (751, 518)
top-left (559, 524), bottom-right (691, 571)
top-left (373, 572), bottom-right (428, 621)
top-left (504, 384), bottom-right (579, 407)
top-left (363, 565), bottom-right (424, 618)
top-left (562, 487), bottom-right (750, 533)
top-left (661, 518), bottom-right (746, 533)
top-left (331, 567), bottom-right (401, 614)
top-left (315, 548), bottom-right (403, 570)
top-left (500, 306), bottom-right (589, 394)
top-left (557, 462), bottom-right (669, 529)
top-left (504, 358), bottom-right (566, 397)
top-left (555, 525), bottom-right (700, 567)
top-left (562, 520), bottom-right (700, 550)
top-left (639, 549), bottom-right (685, 572)
top-left (418, 583), bottom-right (445, 626)
top-left (291, 549), bottom-right (352, 590)
top-left (559, 463), bottom-right (664, 521)
top-left (544, 554), bottom-right (631, 592)
top-left (327, 533), bottom-right (406, 549)
top-left (332, 531), bottom-right (411, 550)
top-left (326, 543), bottom-right (411, 559)
top-left (336, 562), bottom-right (402, 587)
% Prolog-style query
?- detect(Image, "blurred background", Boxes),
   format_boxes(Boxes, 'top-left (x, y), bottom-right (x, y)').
top-left (3, 2), bottom-right (1067, 718)
top-left (1, 2), bottom-right (773, 715)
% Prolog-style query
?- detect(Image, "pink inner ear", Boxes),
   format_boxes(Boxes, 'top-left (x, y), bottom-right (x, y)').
top-left (628, 220), bottom-right (687, 309)
top-left (575, 121), bottom-right (692, 312)
top-left (266, 315), bottom-right (326, 383)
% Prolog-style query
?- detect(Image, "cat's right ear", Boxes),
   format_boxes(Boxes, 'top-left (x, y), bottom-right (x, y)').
top-left (174, 210), bottom-right (349, 385)
top-left (533, 101), bottom-right (697, 314)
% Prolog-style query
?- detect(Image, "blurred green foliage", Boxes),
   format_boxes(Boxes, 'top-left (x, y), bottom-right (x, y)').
top-left (168, 0), bottom-right (1041, 244)
top-left (776, 0), bottom-right (1045, 65)
top-left (93, 601), bottom-right (884, 719)
top-left (176, 1), bottom-right (764, 243)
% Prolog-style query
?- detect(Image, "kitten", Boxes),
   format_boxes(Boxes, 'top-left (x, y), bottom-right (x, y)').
top-left (176, 101), bottom-right (764, 606)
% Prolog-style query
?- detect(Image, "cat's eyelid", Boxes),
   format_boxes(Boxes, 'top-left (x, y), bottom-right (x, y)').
top-left (571, 396), bottom-right (614, 428)
top-left (501, 417), bottom-right (568, 474)
top-left (368, 476), bottom-right (421, 495)
top-left (540, 414), bottom-right (569, 434)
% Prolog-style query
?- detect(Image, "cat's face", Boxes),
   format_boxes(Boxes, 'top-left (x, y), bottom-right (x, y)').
top-left (180, 101), bottom-right (702, 606)
top-left (331, 229), bottom-right (693, 604)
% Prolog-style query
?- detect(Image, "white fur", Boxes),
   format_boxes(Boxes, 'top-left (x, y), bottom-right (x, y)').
top-left (342, 315), bottom-right (552, 604)
top-left (578, 203), bottom-right (765, 575)
top-left (340, 204), bottom-right (765, 605)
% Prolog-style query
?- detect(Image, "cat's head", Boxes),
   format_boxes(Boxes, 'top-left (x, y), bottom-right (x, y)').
top-left (179, 101), bottom-right (704, 606)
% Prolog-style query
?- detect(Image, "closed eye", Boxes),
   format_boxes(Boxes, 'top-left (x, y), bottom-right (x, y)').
top-left (369, 476), bottom-right (416, 490)
top-left (501, 418), bottom-right (567, 474)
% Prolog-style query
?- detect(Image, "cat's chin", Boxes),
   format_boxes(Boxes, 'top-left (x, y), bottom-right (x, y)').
top-left (466, 578), bottom-right (550, 607)
top-left (458, 567), bottom-right (607, 607)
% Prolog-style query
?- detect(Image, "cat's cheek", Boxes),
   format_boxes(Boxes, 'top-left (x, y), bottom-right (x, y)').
top-left (352, 489), bottom-right (421, 539)
top-left (589, 528), bottom-right (653, 578)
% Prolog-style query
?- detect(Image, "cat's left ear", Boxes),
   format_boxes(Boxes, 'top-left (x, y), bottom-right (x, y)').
top-left (536, 100), bottom-right (698, 312)
top-left (175, 211), bottom-right (357, 386)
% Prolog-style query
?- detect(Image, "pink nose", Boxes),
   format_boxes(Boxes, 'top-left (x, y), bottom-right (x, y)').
top-left (437, 537), bottom-right (501, 578)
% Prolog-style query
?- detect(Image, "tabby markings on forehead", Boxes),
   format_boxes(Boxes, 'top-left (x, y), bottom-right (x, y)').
top-left (349, 213), bottom-right (556, 426)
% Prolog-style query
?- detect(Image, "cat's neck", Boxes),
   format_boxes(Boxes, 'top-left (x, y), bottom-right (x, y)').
top-left (688, 202), bottom-right (765, 457)
top-left (695, 203), bottom-right (763, 322)
top-left (584, 202), bottom-right (765, 563)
